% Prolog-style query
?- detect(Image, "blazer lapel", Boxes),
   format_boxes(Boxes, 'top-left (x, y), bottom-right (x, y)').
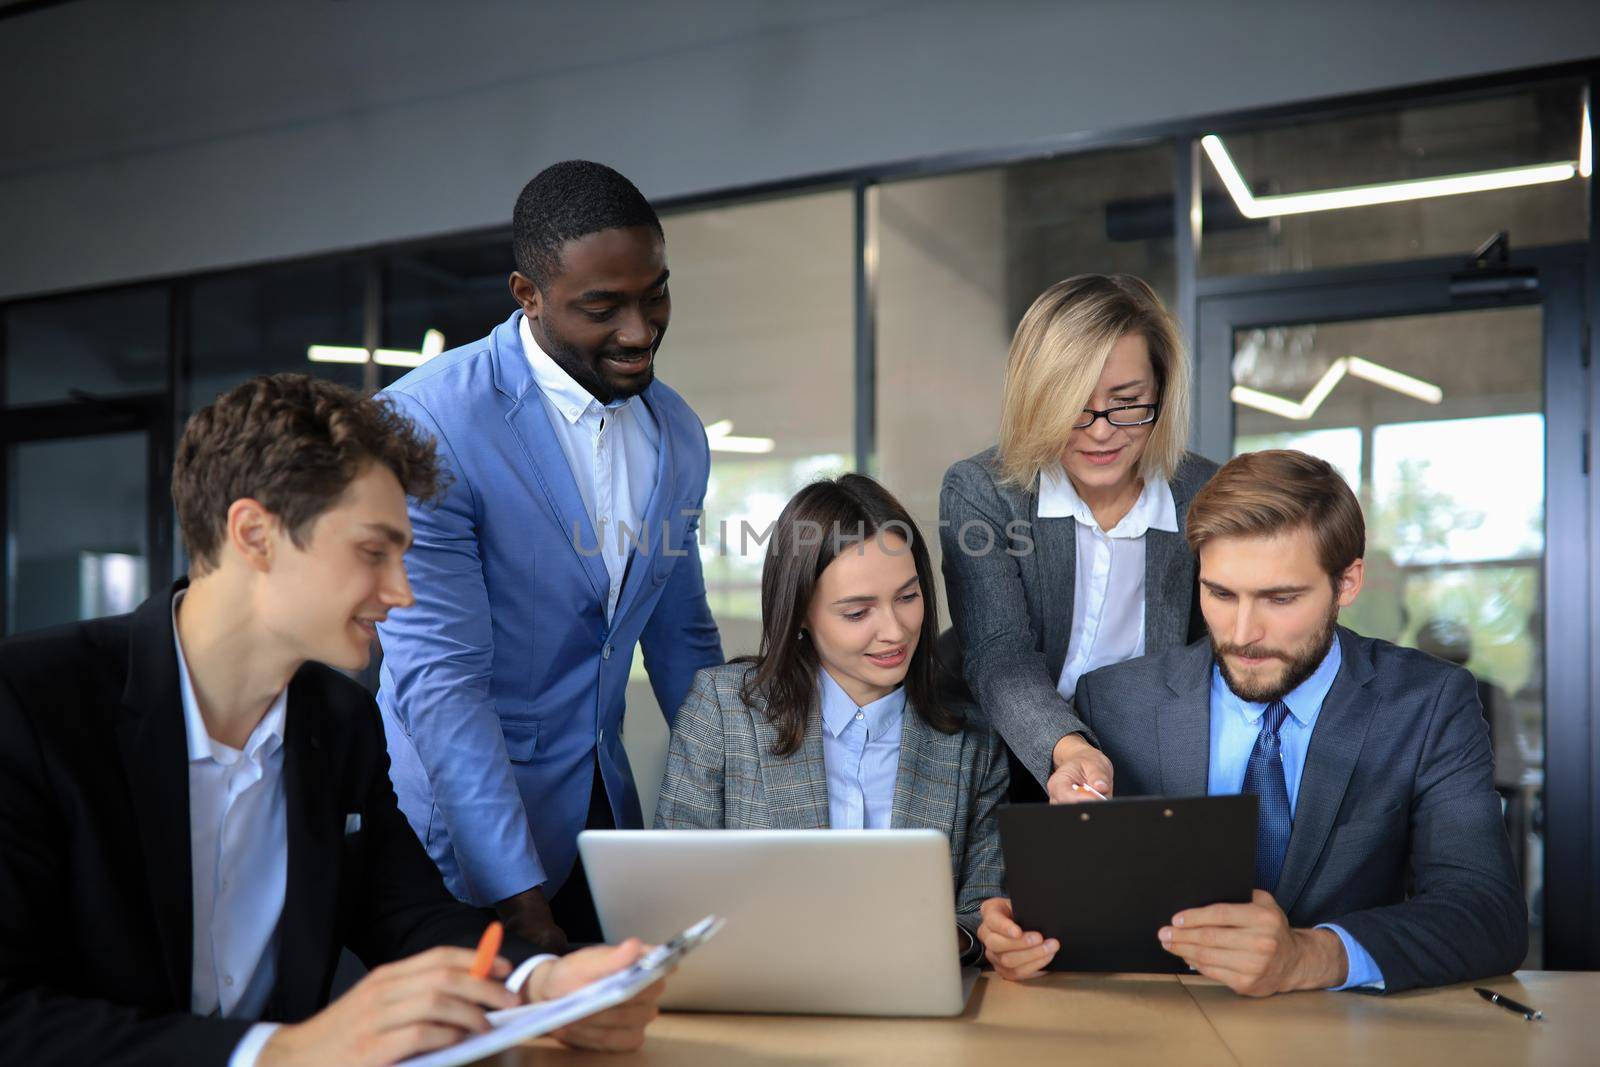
top-left (1274, 630), bottom-right (1379, 914)
top-left (889, 708), bottom-right (962, 833)
top-left (1154, 642), bottom-right (1214, 796)
top-left (494, 314), bottom-right (611, 605)
top-left (270, 674), bottom-right (340, 1021)
top-left (751, 699), bottom-right (830, 829)
top-left (114, 586), bottom-right (195, 1011)
top-left (1143, 528), bottom-right (1194, 652)
top-left (1032, 491), bottom-right (1078, 680)
top-left (613, 385), bottom-right (676, 626)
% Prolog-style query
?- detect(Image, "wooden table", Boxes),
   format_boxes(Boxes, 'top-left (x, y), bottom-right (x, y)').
top-left (491, 971), bottom-right (1597, 1066)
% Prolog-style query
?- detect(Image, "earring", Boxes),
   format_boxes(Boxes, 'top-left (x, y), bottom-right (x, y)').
top-left (796, 629), bottom-right (806, 640)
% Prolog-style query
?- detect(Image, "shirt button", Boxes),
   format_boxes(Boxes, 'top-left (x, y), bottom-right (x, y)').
top-left (855, 711), bottom-right (864, 720)
top-left (223, 975), bottom-right (234, 987)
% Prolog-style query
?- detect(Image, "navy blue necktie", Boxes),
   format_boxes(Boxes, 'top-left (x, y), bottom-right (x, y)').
top-left (1243, 700), bottom-right (1292, 894)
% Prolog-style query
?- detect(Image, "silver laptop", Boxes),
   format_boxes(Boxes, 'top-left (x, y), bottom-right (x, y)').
top-left (579, 828), bottom-right (979, 1016)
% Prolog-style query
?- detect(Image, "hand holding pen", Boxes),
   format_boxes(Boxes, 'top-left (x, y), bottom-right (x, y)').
top-left (1046, 733), bottom-right (1115, 804)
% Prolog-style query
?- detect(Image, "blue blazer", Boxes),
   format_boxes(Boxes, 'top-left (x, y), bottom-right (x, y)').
top-left (376, 311), bottom-right (724, 906)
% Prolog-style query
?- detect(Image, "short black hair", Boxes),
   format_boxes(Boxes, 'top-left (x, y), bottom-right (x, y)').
top-left (512, 160), bottom-right (663, 289)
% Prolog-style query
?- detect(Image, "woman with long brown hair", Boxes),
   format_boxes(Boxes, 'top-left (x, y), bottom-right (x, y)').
top-left (654, 474), bottom-right (1006, 960)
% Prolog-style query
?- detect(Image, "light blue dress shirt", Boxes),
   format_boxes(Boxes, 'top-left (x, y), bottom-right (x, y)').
top-left (520, 315), bottom-right (660, 621)
top-left (1207, 637), bottom-right (1385, 990)
top-left (817, 670), bottom-right (904, 829)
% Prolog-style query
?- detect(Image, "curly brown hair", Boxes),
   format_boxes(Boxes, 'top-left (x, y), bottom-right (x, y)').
top-left (173, 374), bottom-right (444, 574)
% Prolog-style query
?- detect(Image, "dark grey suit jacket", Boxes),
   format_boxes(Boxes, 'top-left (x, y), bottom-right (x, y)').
top-left (1073, 628), bottom-right (1527, 993)
top-left (939, 448), bottom-right (1218, 786)
top-left (654, 663), bottom-right (1009, 939)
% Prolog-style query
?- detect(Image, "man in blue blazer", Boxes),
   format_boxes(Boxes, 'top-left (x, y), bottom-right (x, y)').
top-left (377, 161), bottom-right (723, 948)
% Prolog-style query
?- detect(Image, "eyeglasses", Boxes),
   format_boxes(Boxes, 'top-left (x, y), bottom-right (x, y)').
top-left (1072, 403), bottom-right (1160, 430)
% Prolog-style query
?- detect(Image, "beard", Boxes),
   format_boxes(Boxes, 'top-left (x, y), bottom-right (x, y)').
top-left (1213, 601), bottom-right (1339, 704)
top-left (539, 316), bottom-right (657, 404)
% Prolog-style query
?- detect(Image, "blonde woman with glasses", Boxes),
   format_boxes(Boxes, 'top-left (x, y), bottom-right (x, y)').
top-left (939, 275), bottom-right (1217, 805)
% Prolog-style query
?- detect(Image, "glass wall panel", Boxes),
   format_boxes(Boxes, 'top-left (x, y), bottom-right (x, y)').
top-left (381, 237), bottom-right (511, 389)
top-left (1201, 82), bottom-right (1589, 275)
top-left (1231, 305), bottom-right (1546, 961)
top-left (4, 287), bottom-right (168, 407)
top-left (876, 144), bottom-right (1176, 607)
top-left (188, 259), bottom-right (368, 415)
top-left (658, 190), bottom-right (857, 645)
top-left (6, 432), bottom-right (149, 635)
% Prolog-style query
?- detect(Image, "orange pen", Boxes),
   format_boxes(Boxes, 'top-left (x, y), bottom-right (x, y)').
top-left (470, 920), bottom-right (504, 980)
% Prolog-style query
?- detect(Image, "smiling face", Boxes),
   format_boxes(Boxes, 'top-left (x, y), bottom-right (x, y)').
top-left (512, 225), bottom-right (670, 403)
top-left (255, 463), bottom-right (416, 672)
top-left (1198, 524), bottom-right (1363, 703)
top-left (1060, 332), bottom-right (1159, 496)
top-left (803, 533), bottom-right (925, 707)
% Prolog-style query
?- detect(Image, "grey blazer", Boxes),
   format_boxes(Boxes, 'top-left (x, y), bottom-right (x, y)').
top-left (654, 662), bottom-right (1009, 939)
top-left (939, 447), bottom-right (1218, 786)
top-left (1073, 628), bottom-right (1527, 993)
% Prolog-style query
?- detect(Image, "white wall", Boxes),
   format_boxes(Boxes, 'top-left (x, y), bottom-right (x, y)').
top-left (2, 0), bottom-right (1598, 300)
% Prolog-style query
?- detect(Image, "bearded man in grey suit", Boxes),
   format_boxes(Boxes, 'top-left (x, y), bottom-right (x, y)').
top-left (979, 449), bottom-right (1525, 996)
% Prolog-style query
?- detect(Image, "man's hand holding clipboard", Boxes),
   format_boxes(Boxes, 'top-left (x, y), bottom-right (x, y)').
top-left (985, 796), bottom-right (1259, 980)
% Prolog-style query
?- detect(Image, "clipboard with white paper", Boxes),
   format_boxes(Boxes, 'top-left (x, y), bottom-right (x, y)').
top-left (397, 915), bottom-right (724, 1067)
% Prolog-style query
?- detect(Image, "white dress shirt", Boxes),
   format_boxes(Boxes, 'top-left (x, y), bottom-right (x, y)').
top-left (1037, 466), bottom-right (1178, 700)
top-left (175, 594), bottom-right (559, 1066)
top-left (172, 593), bottom-right (288, 1066)
top-left (520, 315), bottom-right (660, 620)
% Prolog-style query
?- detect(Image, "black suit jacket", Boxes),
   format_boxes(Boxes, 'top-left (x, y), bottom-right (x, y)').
top-left (0, 586), bottom-right (547, 1065)
top-left (1073, 628), bottom-right (1527, 993)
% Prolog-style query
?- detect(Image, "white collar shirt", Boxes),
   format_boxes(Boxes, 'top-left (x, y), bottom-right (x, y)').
top-left (1037, 467), bottom-right (1179, 700)
top-left (520, 314), bottom-right (660, 620)
top-left (173, 592), bottom-right (288, 1023)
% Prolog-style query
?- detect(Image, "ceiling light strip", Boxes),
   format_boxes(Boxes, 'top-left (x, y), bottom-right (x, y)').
top-left (1202, 134), bottom-right (1579, 219)
top-left (1580, 97), bottom-right (1593, 180)
top-left (1344, 357), bottom-right (1443, 404)
top-left (306, 345), bottom-right (371, 364)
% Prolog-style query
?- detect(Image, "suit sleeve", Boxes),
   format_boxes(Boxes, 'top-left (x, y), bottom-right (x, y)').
top-left (1327, 668), bottom-right (1527, 992)
top-left (940, 462), bottom-right (1096, 788)
top-left (342, 695), bottom-right (550, 969)
top-left (954, 724), bottom-right (1010, 936)
top-left (652, 670), bottom-right (728, 829)
top-left (0, 676), bottom-right (255, 1067)
top-left (374, 393), bottom-right (545, 906)
top-left (638, 429), bottom-right (723, 729)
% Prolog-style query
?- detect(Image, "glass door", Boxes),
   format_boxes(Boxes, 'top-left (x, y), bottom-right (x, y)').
top-left (1195, 245), bottom-right (1593, 969)
top-left (2, 398), bottom-right (172, 637)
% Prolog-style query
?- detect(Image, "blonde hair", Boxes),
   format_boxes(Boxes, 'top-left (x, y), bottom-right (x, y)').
top-left (1186, 450), bottom-right (1366, 581)
top-left (997, 274), bottom-right (1190, 488)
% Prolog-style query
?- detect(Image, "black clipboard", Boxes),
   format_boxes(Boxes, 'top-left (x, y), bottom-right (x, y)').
top-left (997, 795), bottom-right (1257, 973)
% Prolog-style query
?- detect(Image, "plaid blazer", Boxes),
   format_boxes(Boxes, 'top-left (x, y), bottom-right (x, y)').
top-left (654, 662), bottom-right (1008, 938)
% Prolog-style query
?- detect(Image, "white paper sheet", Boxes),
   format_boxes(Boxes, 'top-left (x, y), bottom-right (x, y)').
top-left (397, 915), bottom-right (723, 1067)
